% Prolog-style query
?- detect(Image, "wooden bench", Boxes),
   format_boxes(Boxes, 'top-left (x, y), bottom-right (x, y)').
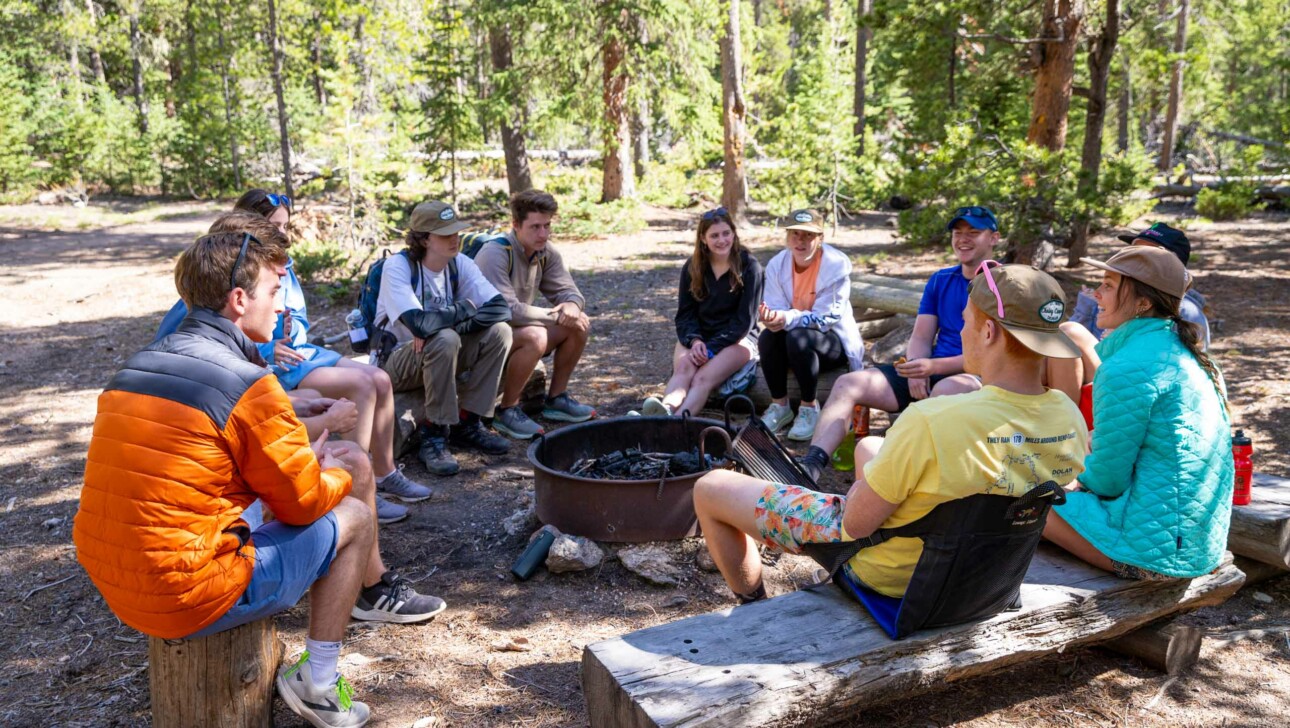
top-left (581, 545), bottom-right (1245, 728)
top-left (1228, 472), bottom-right (1290, 571)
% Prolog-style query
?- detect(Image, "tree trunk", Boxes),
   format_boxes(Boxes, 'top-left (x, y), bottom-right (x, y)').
top-left (852, 0), bottom-right (873, 157)
top-left (1116, 51), bottom-right (1131, 152)
top-left (86, 0), bottom-right (106, 85)
top-left (489, 24), bottom-right (532, 194)
top-left (599, 25), bottom-right (634, 202)
top-left (311, 11), bottom-right (327, 108)
top-left (720, 0), bottom-right (749, 225)
top-left (353, 14), bottom-right (375, 114)
top-left (129, 8), bottom-right (149, 134)
top-left (1068, 0), bottom-right (1120, 267)
top-left (947, 30), bottom-right (957, 108)
top-left (214, 6), bottom-right (242, 190)
top-left (630, 14), bottom-right (650, 180)
top-left (1158, 0), bottom-right (1189, 172)
top-left (268, 0), bottom-right (293, 196)
top-left (1026, 0), bottom-right (1083, 151)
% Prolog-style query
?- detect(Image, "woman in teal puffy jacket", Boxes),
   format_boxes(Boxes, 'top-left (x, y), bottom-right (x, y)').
top-left (1044, 246), bottom-right (1232, 579)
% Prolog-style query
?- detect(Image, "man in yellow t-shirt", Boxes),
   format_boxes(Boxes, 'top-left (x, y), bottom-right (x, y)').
top-left (693, 264), bottom-right (1089, 603)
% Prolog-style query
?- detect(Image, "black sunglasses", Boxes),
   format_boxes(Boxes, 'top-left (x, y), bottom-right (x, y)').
top-left (229, 232), bottom-right (261, 291)
top-left (266, 193), bottom-right (292, 209)
top-left (701, 207), bottom-right (728, 221)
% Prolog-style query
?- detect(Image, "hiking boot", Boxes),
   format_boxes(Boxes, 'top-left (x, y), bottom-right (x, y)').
top-left (493, 405), bottom-right (545, 440)
top-left (760, 402), bottom-right (794, 433)
top-left (374, 495), bottom-right (408, 525)
top-left (542, 392), bottom-right (597, 423)
top-left (787, 404), bottom-right (820, 441)
top-left (417, 425), bottom-right (460, 476)
top-left (276, 652), bottom-right (370, 728)
top-left (449, 419), bottom-right (510, 455)
top-left (377, 468), bottom-right (433, 503)
top-left (351, 571), bottom-right (447, 624)
top-left (641, 396), bottom-right (671, 417)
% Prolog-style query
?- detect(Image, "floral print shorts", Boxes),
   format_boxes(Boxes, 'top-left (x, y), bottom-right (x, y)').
top-left (1111, 560), bottom-right (1175, 581)
top-left (753, 483), bottom-right (848, 554)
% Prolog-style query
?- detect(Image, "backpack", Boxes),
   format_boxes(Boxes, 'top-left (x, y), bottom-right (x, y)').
top-left (355, 249), bottom-right (457, 364)
top-left (461, 228), bottom-right (545, 276)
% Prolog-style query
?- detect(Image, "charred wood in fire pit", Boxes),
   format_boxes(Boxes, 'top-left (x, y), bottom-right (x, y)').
top-left (566, 446), bottom-right (724, 481)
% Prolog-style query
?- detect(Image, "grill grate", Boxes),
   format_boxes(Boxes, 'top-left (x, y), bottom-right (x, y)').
top-left (720, 396), bottom-right (815, 488)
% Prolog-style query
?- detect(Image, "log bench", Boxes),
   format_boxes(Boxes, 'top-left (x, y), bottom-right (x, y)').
top-left (149, 618), bottom-right (282, 727)
top-left (581, 545), bottom-right (1245, 728)
top-left (1227, 472), bottom-right (1290, 571)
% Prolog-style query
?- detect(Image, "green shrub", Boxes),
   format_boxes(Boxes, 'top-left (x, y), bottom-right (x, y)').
top-left (1195, 185), bottom-right (1256, 221)
top-left (291, 239), bottom-right (350, 284)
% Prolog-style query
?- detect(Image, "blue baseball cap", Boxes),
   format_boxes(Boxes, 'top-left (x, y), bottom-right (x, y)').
top-left (946, 205), bottom-right (998, 232)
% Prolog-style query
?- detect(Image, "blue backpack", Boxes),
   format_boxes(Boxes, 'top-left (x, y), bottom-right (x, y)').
top-left (355, 249), bottom-right (457, 360)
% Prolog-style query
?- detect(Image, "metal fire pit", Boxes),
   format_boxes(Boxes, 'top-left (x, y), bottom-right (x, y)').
top-left (527, 415), bottom-right (729, 542)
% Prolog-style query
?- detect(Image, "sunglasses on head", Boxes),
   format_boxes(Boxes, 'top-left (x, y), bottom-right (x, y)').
top-left (976, 260), bottom-right (1006, 320)
top-left (701, 207), bottom-right (728, 222)
top-left (954, 205), bottom-right (995, 219)
top-left (229, 232), bottom-right (262, 291)
top-left (266, 193), bottom-right (292, 209)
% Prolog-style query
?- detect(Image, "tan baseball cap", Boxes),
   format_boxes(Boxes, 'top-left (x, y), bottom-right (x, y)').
top-left (1080, 246), bottom-right (1190, 299)
top-left (409, 201), bottom-right (469, 235)
top-left (784, 209), bottom-right (824, 234)
top-left (968, 263), bottom-right (1081, 359)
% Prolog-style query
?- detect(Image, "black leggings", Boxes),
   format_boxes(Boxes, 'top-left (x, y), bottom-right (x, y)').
top-left (758, 327), bottom-right (848, 402)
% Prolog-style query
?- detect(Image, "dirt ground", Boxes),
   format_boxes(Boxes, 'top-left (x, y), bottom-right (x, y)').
top-left (1, 198), bottom-right (1288, 727)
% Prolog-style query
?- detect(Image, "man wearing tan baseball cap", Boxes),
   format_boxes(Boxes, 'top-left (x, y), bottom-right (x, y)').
top-left (693, 261), bottom-right (1088, 607)
top-left (375, 200), bottom-right (515, 476)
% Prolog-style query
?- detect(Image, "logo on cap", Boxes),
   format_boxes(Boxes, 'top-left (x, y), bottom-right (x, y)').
top-left (439, 208), bottom-right (455, 221)
top-left (1038, 299), bottom-right (1065, 323)
top-left (794, 211), bottom-right (813, 223)
top-left (1143, 228), bottom-right (1161, 238)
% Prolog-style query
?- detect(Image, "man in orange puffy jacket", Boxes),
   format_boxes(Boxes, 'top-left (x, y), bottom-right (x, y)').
top-left (76, 232), bottom-right (388, 727)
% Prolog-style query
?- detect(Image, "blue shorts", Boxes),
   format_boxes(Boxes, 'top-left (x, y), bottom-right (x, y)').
top-left (187, 501), bottom-right (339, 638)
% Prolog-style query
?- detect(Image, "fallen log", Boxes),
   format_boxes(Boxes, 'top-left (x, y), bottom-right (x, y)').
top-left (858, 313), bottom-right (912, 341)
top-left (1227, 472), bottom-right (1290, 570)
top-left (1152, 183), bottom-right (1290, 200)
top-left (582, 547), bottom-right (1244, 728)
top-left (744, 368), bottom-right (848, 410)
top-left (849, 280), bottom-right (922, 315)
top-left (1103, 620), bottom-right (1203, 675)
top-left (852, 273), bottom-right (926, 293)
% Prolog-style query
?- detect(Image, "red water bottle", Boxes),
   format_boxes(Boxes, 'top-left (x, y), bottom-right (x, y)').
top-left (1232, 430), bottom-right (1253, 506)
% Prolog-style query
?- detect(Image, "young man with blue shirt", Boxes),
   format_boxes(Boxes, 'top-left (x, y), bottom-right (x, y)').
top-left (799, 206), bottom-right (999, 482)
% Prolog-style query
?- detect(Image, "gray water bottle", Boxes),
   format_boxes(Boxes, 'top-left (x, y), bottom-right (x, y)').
top-left (346, 308), bottom-right (369, 352)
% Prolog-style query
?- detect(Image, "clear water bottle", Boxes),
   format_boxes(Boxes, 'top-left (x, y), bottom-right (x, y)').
top-left (346, 308), bottom-right (369, 353)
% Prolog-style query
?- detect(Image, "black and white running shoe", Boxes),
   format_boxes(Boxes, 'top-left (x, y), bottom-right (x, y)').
top-left (351, 571), bottom-right (446, 624)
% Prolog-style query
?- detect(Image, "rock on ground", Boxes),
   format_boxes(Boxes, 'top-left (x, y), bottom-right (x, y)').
top-left (546, 534), bottom-right (604, 573)
top-left (618, 545), bottom-right (681, 586)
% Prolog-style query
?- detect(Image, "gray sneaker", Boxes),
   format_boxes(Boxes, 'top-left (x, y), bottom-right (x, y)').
top-left (276, 652), bottom-right (370, 728)
top-left (542, 392), bottom-right (597, 423)
top-left (377, 468), bottom-right (433, 503)
top-left (375, 495), bottom-right (408, 525)
top-left (493, 405), bottom-right (545, 440)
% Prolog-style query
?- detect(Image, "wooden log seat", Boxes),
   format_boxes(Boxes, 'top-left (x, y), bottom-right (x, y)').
top-left (581, 546), bottom-right (1244, 728)
top-left (1227, 472), bottom-right (1290, 571)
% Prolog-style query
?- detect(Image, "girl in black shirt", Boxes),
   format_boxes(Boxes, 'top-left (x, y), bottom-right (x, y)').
top-left (641, 207), bottom-right (763, 416)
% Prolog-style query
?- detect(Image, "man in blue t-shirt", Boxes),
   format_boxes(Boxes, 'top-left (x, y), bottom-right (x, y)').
top-left (798, 206), bottom-right (999, 482)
